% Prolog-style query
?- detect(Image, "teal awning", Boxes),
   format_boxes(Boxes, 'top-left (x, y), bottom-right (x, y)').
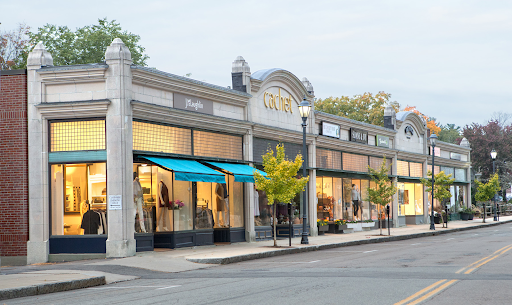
top-left (141, 157), bottom-right (226, 183)
top-left (205, 162), bottom-right (267, 183)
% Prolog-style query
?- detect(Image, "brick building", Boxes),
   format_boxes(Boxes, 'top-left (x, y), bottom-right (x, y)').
top-left (0, 69), bottom-right (29, 266)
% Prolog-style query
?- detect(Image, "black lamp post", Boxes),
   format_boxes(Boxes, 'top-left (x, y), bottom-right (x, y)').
top-left (429, 134), bottom-right (438, 230)
top-left (298, 96), bottom-right (311, 244)
top-left (491, 149), bottom-right (497, 221)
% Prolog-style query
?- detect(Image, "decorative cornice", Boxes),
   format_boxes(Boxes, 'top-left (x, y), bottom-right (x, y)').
top-left (431, 141), bottom-right (471, 154)
top-left (428, 157), bottom-right (471, 168)
top-left (131, 67), bottom-right (250, 107)
top-left (131, 100), bottom-right (251, 135)
top-left (35, 100), bottom-right (110, 119)
top-left (316, 136), bottom-right (396, 158)
top-left (397, 150), bottom-right (428, 162)
top-left (38, 65), bottom-right (107, 83)
top-left (252, 123), bottom-right (314, 145)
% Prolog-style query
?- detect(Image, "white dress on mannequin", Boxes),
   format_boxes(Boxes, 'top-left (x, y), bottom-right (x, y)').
top-left (133, 177), bottom-right (146, 233)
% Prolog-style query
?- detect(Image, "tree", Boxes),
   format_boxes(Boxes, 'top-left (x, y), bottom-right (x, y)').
top-left (253, 144), bottom-right (309, 246)
top-left (0, 23), bottom-right (31, 70)
top-left (367, 157), bottom-right (396, 235)
top-left (28, 18), bottom-right (149, 66)
top-left (438, 124), bottom-right (461, 144)
top-left (462, 120), bottom-right (512, 191)
top-left (421, 170), bottom-right (455, 226)
top-left (474, 173), bottom-right (500, 202)
top-left (403, 106), bottom-right (441, 135)
top-left (314, 92), bottom-right (400, 126)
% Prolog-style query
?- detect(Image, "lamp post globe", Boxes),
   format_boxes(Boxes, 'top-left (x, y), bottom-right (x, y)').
top-left (299, 96), bottom-right (311, 244)
top-left (429, 134), bottom-right (438, 230)
top-left (491, 149), bottom-right (497, 221)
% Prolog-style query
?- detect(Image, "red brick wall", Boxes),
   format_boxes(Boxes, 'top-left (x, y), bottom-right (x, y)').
top-left (0, 70), bottom-right (28, 257)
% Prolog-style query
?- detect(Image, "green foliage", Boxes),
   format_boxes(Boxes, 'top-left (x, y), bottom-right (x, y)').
top-left (474, 173), bottom-right (500, 202)
top-left (367, 157), bottom-right (396, 207)
top-left (438, 123), bottom-right (461, 144)
top-left (421, 171), bottom-right (455, 203)
top-left (314, 92), bottom-right (400, 126)
top-left (253, 144), bottom-right (309, 206)
top-left (28, 18), bottom-right (149, 66)
top-left (317, 219), bottom-right (328, 226)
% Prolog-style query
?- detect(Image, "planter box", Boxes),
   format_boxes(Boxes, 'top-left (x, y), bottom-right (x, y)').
top-left (468, 214), bottom-right (474, 220)
top-left (460, 213), bottom-right (470, 221)
top-left (318, 225), bottom-right (329, 235)
top-left (346, 223), bottom-right (361, 232)
top-left (328, 224), bottom-right (348, 234)
top-left (362, 222), bottom-right (376, 231)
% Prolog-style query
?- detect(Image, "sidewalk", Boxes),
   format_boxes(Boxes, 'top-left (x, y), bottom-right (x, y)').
top-left (2, 216), bottom-right (511, 301)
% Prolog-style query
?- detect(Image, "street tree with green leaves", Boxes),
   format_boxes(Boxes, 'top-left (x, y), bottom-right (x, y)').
top-left (254, 144), bottom-right (309, 246)
top-left (438, 123), bottom-right (461, 144)
top-left (315, 92), bottom-right (400, 126)
top-left (28, 18), bottom-right (149, 66)
top-left (367, 157), bottom-right (396, 235)
top-left (474, 173), bottom-right (500, 203)
top-left (421, 171), bottom-right (455, 225)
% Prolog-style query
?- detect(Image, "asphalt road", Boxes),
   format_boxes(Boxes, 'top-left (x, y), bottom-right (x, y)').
top-left (4, 224), bottom-right (512, 305)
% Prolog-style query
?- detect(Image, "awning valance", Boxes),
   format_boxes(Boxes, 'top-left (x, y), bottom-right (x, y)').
top-left (141, 156), bottom-right (226, 183)
top-left (204, 162), bottom-right (267, 183)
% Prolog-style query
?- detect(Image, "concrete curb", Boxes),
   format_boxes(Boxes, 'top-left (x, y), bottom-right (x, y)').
top-left (187, 220), bottom-right (512, 265)
top-left (0, 276), bottom-right (106, 301)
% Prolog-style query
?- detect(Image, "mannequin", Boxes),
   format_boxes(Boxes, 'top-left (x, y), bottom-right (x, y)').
top-left (351, 184), bottom-right (361, 220)
top-left (215, 183), bottom-right (229, 227)
top-left (254, 185), bottom-right (260, 217)
top-left (133, 172), bottom-right (147, 233)
top-left (157, 180), bottom-right (169, 231)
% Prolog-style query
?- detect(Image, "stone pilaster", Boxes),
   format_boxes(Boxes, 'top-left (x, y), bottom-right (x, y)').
top-left (104, 38), bottom-right (136, 258)
top-left (244, 129), bottom-right (256, 242)
top-left (26, 43), bottom-right (53, 264)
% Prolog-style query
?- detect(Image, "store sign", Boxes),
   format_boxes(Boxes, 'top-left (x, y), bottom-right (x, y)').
top-left (350, 128), bottom-right (368, 144)
top-left (430, 146), bottom-right (441, 157)
top-left (263, 88), bottom-right (294, 113)
top-left (174, 93), bottom-right (214, 115)
top-left (108, 195), bottom-right (122, 210)
top-left (450, 152), bottom-right (462, 160)
top-left (376, 135), bottom-right (389, 148)
top-left (322, 122), bottom-right (340, 138)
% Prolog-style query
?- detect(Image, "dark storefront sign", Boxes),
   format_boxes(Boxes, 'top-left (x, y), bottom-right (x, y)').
top-left (350, 128), bottom-right (368, 144)
top-left (174, 93), bottom-right (214, 115)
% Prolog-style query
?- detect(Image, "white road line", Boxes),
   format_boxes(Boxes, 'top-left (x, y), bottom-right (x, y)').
top-left (156, 285), bottom-right (181, 290)
top-left (90, 285), bottom-right (181, 290)
top-left (263, 260), bottom-right (320, 263)
top-left (446, 238), bottom-right (455, 240)
top-left (363, 250), bottom-right (378, 253)
top-left (411, 243), bottom-right (421, 245)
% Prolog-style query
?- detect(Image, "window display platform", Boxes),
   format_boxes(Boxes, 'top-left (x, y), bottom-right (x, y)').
top-left (135, 233), bottom-right (154, 252)
top-left (154, 230), bottom-right (214, 249)
top-left (49, 235), bottom-right (107, 254)
top-left (213, 227), bottom-right (245, 243)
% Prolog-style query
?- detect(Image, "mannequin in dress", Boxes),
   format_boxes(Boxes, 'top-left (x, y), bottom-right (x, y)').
top-left (215, 183), bottom-right (229, 227)
top-left (158, 180), bottom-right (169, 231)
top-left (133, 172), bottom-right (146, 233)
top-left (351, 184), bottom-right (361, 220)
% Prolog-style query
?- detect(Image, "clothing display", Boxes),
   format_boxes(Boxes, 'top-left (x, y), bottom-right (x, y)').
top-left (254, 189), bottom-right (260, 216)
top-left (133, 177), bottom-right (146, 233)
top-left (195, 206), bottom-right (214, 229)
top-left (81, 209), bottom-right (101, 234)
top-left (135, 208), bottom-right (153, 233)
top-left (351, 186), bottom-right (361, 218)
top-left (159, 181), bottom-right (169, 208)
top-left (215, 183), bottom-right (226, 211)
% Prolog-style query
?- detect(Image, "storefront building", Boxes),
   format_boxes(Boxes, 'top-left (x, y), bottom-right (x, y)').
top-left (24, 39), bottom-right (471, 264)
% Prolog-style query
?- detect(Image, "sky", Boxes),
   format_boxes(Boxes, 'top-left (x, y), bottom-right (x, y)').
top-left (3, 0), bottom-right (511, 127)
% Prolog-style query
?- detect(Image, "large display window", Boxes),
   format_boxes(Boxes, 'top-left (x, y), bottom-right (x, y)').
top-left (133, 162), bottom-right (245, 232)
top-left (254, 188), bottom-right (302, 227)
top-left (51, 163), bottom-right (107, 235)
top-left (398, 182), bottom-right (424, 216)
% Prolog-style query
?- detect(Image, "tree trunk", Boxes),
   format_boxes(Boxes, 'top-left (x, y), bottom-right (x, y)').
top-left (273, 203), bottom-right (277, 247)
top-left (379, 205), bottom-right (383, 236)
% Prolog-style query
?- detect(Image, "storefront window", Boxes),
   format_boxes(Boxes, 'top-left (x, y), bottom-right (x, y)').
top-left (317, 177), bottom-right (333, 221)
top-left (51, 163), bottom-right (107, 236)
top-left (398, 182), bottom-right (424, 216)
top-left (361, 179), bottom-right (370, 220)
top-left (196, 182), bottom-right (214, 230)
top-left (343, 178), bottom-right (353, 221)
top-left (254, 188), bottom-right (271, 226)
top-left (229, 175), bottom-right (244, 228)
top-left (133, 164), bottom-right (155, 233)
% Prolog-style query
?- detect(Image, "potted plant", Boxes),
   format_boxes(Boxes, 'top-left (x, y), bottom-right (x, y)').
top-left (468, 206), bottom-right (475, 220)
top-left (361, 219), bottom-right (376, 231)
top-left (330, 219), bottom-right (347, 234)
top-left (460, 206), bottom-right (472, 221)
top-left (317, 219), bottom-right (329, 235)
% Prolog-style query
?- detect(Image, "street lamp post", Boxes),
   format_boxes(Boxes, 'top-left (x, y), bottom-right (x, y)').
top-left (298, 96), bottom-right (311, 244)
top-left (491, 149), bottom-right (497, 221)
top-left (429, 134), bottom-right (438, 230)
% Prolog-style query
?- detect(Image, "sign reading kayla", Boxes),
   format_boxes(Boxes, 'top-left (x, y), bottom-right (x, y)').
top-left (174, 93), bottom-right (214, 115)
top-left (350, 128), bottom-right (368, 144)
top-left (263, 88), bottom-right (294, 113)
